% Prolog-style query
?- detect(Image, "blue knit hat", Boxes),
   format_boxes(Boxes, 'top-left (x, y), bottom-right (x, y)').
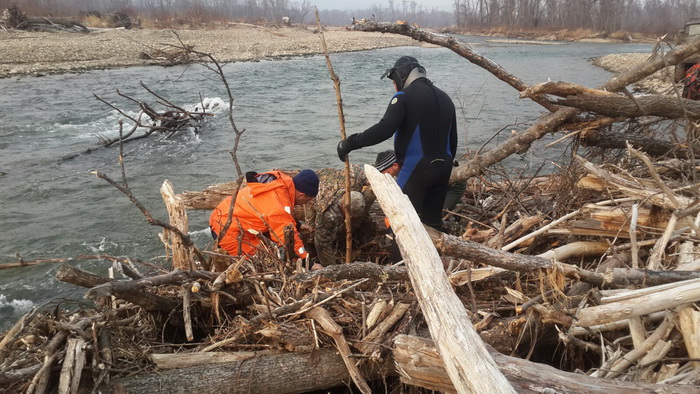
top-left (293, 169), bottom-right (319, 197)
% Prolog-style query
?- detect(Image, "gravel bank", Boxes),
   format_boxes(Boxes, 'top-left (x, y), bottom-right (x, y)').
top-left (0, 25), bottom-right (418, 78)
top-left (592, 52), bottom-right (677, 94)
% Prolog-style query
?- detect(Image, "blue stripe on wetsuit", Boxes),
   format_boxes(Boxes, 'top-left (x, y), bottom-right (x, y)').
top-left (397, 124), bottom-right (422, 188)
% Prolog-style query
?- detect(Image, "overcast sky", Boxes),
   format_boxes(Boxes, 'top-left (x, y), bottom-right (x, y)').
top-left (312, 0), bottom-right (455, 12)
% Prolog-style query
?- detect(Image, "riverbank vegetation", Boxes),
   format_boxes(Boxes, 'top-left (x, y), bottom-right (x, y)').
top-left (1, 0), bottom-right (697, 38)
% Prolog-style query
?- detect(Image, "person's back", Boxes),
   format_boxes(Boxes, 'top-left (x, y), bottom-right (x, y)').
top-left (337, 56), bottom-right (457, 230)
top-left (210, 169), bottom-right (318, 260)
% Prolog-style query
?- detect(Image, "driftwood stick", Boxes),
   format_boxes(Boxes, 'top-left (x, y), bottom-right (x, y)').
top-left (26, 329), bottom-right (70, 394)
top-left (537, 241), bottom-right (609, 261)
top-left (678, 307), bottom-right (700, 370)
top-left (292, 261), bottom-right (408, 283)
top-left (629, 317), bottom-right (648, 349)
top-left (630, 203), bottom-right (640, 269)
top-left (604, 312), bottom-right (675, 379)
top-left (305, 306), bottom-right (371, 394)
top-left (569, 311), bottom-right (666, 337)
top-left (182, 284), bottom-right (194, 342)
top-left (355, 302), bottom-right (410, 355)
top-left (58, 337), bottom-right (86, 394)
top-left (501, 210), bottom-right (579, 251)
top-left (316, 9), bottom-right (353, 264)
top-left (366, 164), bottom-right (515, 394)
top-left (647, 214), bottom-right (678, 270)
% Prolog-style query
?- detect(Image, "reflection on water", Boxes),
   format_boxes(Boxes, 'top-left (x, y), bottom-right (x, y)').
top-left (0, 38), bottom-right (654, 329)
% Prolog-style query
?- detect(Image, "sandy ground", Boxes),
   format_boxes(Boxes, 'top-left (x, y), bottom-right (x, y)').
top-left (0, 25), bottom-right (418, 78)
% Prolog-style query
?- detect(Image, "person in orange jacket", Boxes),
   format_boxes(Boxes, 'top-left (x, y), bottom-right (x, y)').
top-left (209, 169), bottom-right (319, 261)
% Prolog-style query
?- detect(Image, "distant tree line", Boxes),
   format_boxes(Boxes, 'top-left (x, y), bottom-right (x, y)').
top-left (1, 0), bottom-right (698, 32)
top-left (453, 0), bottom-right (700, 35)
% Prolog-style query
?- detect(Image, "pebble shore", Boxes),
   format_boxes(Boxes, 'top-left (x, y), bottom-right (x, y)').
top-left (0, 25), bottom-right (417, 78)
top-left (1, 26), bottom-right (676, 95)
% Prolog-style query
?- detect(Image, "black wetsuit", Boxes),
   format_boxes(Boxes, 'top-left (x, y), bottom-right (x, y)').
top-left (346, 78), bottom-right (457, 229)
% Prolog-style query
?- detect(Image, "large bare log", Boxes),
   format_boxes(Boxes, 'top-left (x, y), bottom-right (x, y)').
top-left (365, 164), bottom-right (515, 394)
top-left (523, 80), bottom-right (700, 119)
top-left (113, 348), bottom-right (359, 393)
top-left (394, 334), bottom-right (698, 393)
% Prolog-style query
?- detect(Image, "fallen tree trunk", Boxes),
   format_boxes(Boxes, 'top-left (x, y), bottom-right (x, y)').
top-left (394, 334), bottom-right (698, 393)
top-left (112, 348), bottom-right (357, 393)
top-left (522, 81), bottom-right (700, 119)
top-left (365, 164), bottom-right (515, 394)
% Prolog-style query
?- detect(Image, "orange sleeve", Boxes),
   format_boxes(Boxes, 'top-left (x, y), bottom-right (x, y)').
top-left (266, 208), bottom-right (308, 259)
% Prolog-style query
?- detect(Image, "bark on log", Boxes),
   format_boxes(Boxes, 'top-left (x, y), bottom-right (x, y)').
top-left (394, 334), bottom-right (698, 393)
top-left (426, 227), bottom-right (700, 288)
top-left (558, 93), bottom-right (700, 119)
top-left (292, 261), bottom-right (408, 283)
top-left (365, 164), bottom-right (515, 394)
top-left (112, 348), bottom-right (357, 393)
top-left (150, 350), bottom-right (283, 369)
top-left (178, 181), bottom-right (238, 210)
top-left (56, 264), bottom-right (112, 288)
top-left (57, 265), bottom-right (218, 312)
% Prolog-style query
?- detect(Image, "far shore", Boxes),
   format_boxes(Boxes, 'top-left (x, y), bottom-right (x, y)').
top-left (0, 25), bottom-right (420, 78)
top-left (0, 25), bottom-right (669, 95)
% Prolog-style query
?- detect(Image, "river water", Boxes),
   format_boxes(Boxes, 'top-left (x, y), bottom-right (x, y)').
top-left (0, 36), bottom-right (653, 330)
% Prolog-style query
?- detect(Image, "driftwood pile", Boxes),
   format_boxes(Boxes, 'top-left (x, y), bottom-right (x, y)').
top-left (1, 5), bottom-right (87, 33)
top-left (2, 147), bottom-right (700, 393)
top-left (4, 20), bottom-right (700, 394)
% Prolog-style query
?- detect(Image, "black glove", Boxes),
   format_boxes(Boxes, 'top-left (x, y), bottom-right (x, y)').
top-left (337, 139), bottom-right (352, 162)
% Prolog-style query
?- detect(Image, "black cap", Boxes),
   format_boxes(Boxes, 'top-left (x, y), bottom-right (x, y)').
top-left (373, 150), bottom-right (397, 172)
top-left (380, 56), bottom-right (421, 90)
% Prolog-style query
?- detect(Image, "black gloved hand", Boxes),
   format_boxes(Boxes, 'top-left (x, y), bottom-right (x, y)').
top-left (337, 139), bottom-right (352, 162)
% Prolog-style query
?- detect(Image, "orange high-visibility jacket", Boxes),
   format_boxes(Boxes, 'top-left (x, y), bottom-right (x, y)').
top-left (209, 170), bottom-right (308, 259)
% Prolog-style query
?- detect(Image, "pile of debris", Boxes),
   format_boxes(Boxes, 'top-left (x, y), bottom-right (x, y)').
top-left (1, 5), bottom-right (87, 33)
top-left (3, 20), bottom-right (700, 394)
top-left (3, 141), bottom-right (700, 392)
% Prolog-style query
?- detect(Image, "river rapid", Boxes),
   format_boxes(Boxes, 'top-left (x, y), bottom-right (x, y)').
top-left (0, 37), bottom-right (653, 330)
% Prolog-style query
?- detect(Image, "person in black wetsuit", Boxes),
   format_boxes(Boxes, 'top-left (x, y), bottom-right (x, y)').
top-left (337, 55), bottom-right (457, 231)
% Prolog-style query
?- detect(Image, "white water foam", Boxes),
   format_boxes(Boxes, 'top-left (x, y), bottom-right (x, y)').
top-left (0, 294), bottom-right (34, 314)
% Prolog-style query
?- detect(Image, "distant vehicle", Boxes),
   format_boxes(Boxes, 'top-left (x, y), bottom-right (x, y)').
top-left (674, 19), bottom-right (700, 83)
